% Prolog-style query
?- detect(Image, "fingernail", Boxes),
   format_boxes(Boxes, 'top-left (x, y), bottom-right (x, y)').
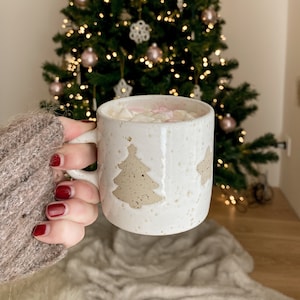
top-left (50, 153), bottom-right (62, 167)
top-left (32, 224), bottom-right (49, 237)
top-left (47, 203), bottom-right (66, 217)
top-left (55, 185), bottom-right (73, 200)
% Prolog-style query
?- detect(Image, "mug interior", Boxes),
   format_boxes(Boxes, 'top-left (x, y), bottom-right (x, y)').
top-left (99, 95), bottom-right (212, 122)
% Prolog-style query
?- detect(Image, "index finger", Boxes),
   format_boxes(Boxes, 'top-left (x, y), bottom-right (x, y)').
top-left (58, 117), bottom-right (96, 142)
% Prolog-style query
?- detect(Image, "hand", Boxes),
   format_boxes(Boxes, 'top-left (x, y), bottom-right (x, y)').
top-left (32, 117), bottom-right (99, 248)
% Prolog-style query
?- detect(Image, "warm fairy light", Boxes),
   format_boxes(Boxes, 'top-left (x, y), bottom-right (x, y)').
top-left (220, 58), bottom-right (226, 66)
top-left (66, 30), bottom-right (74, 37)
top-left (174, 73), bottom-right (180, 79)
top-left (78, 26), bottom-right (86, 34)
top-left (220, 34), bottom-right (226, 41)
top-left (215, 49), bottom-right (221, 56)
top-left (188, 76), bottom-right (193, 80)
top-left (86, 111), bottom-right (92, 117)
top-left (239, 137), bottom-right (244, 143)
top-left (182, 25), bottom-right (188, 32)
top-left (140, 57), bottom-right (145, 63)
top-left (157, 15), bottom-right (162, 21)
top-left (112, 52), bottom-right (117, 57)
top-left (75, 93), bottom-right (83, 100)
top-left (106, 54), bottom-right (112, 60)
top-left (169, 88), bottom-right (178, 96)
top-left (86, 33), bottom-right (92, 39)
top-left (128, 54), bottom-right (133, 59)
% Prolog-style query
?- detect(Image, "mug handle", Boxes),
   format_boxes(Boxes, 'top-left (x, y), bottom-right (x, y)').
top-left (67, 128), bottom-right (99, 187)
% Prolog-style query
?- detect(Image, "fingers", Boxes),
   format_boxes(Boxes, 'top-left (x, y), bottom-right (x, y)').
top-left (55, 180), bottom-right (100, 204)
top-left (33, 180), bottom-right (100, 248)
top-left (32, 220), bottom-right (85, 249)
top-left (58, 117), bottom-right (95, 142)
top-left (50, 143), bottom-right (97, 170)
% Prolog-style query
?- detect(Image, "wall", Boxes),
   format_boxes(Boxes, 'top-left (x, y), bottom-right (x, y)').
top-left (280, 0), bottom-right (300, 217)
top-left (0, 1), bottom-right (64, 124)
top-left (220, 0), bottom-right (288, 187)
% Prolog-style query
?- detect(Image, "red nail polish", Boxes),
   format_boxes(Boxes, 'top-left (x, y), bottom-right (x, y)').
top-left (47, 203), bottom-right (66, 217)
top-left (55, 185), bottom-right (72, 200)
top-left (50, 153), bottom-right (61, 167)
top-left (32, 224), bottom-right (48, 237)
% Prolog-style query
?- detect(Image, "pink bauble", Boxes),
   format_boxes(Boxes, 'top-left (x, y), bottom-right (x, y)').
top-left (201, 7), bottom-right (218, 26)
top-left (81, 47), bottom-right (98, 68)
top-left (146, 43), bottom-right (163, 63)
top-left (74, 0), bottom-right (89, 9)
top-left (219, 114), bottom-right (237, 133)
top-left (49, 79), bottom-right (64, 96)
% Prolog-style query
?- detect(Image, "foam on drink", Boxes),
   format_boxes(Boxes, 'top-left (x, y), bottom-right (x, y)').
top-left (109, 106), bottom-right (198, 122)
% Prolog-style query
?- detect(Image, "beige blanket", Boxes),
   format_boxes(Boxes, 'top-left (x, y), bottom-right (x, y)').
top-left (0, 215), bottom-right (294, 300)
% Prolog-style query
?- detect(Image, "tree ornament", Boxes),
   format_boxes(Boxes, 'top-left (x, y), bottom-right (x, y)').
top-left (191, 85), bottom-right (202, 100)
top-left (129, 20), bottom-right (151, 44)
top-left (81, 47), bottom-right (98, 68)
top-left (177, 0), bottom-right (184, 12)
top-left (146, 43), bottom-right (163, 63)
top-left (74, 0), bottom-right (89, 9)
top-left (219, 114), bottom-right (237, 133)
top-left (114, 78), bottom-right (133, 98)
top-left (201, 6), bottom-right (218, 26)
top-left (119, 9), bottom-right (132, 21)
top-left (49, 77), bottom-right (64, 96)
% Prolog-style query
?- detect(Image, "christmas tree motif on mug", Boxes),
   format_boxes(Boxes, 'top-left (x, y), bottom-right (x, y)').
top-left (197, 147), bottom-right (213, 185)
top-left (113, 144), bottom-right (162, 208)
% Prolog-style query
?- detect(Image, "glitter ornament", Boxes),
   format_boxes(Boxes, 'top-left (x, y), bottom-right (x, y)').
top-left (146, 43), bottom-right (163, 63)
top-left (81, 47), bottom-right (98, 68)
top-left (129, 20), bottom-right (151, 44)
top-left (201, 7), bottom-right (218, 26)
top-left (114, 78), bottom-right (133, 98)
top-left (74, 0), bottom-right (89, 9)
top-left (219, 114), bottom-right (237, 133)
top-left (49, 78), bottom-right (64, 96)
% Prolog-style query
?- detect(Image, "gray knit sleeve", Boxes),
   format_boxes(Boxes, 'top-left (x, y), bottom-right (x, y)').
top-left (0, 112), bottom-right (67, 283)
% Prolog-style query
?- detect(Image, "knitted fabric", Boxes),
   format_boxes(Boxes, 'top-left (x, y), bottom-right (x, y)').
top-left (0, 112), bottom-right (67, 283)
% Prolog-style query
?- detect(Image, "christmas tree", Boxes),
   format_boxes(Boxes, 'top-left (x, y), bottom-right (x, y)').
top-left (41, 0), bottom-right (279, 203)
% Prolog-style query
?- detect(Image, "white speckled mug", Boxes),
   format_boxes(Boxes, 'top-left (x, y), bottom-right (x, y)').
top-left (68, 95), bottom-right (215, 235)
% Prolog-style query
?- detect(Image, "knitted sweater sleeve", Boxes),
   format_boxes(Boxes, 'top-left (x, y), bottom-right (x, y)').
top-left (0, 112), bottom-right (67, 283)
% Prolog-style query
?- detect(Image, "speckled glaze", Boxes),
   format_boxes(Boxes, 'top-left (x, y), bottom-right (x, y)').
top-left (68, 95), bottom-right (215, 235)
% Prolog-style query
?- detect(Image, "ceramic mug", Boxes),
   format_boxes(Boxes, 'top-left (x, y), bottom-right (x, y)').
top-left (68, 95), bottom-right (215, 235)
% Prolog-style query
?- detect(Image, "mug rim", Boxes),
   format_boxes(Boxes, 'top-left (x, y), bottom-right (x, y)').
top-left (97, 94), bottom-right (214, 125)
